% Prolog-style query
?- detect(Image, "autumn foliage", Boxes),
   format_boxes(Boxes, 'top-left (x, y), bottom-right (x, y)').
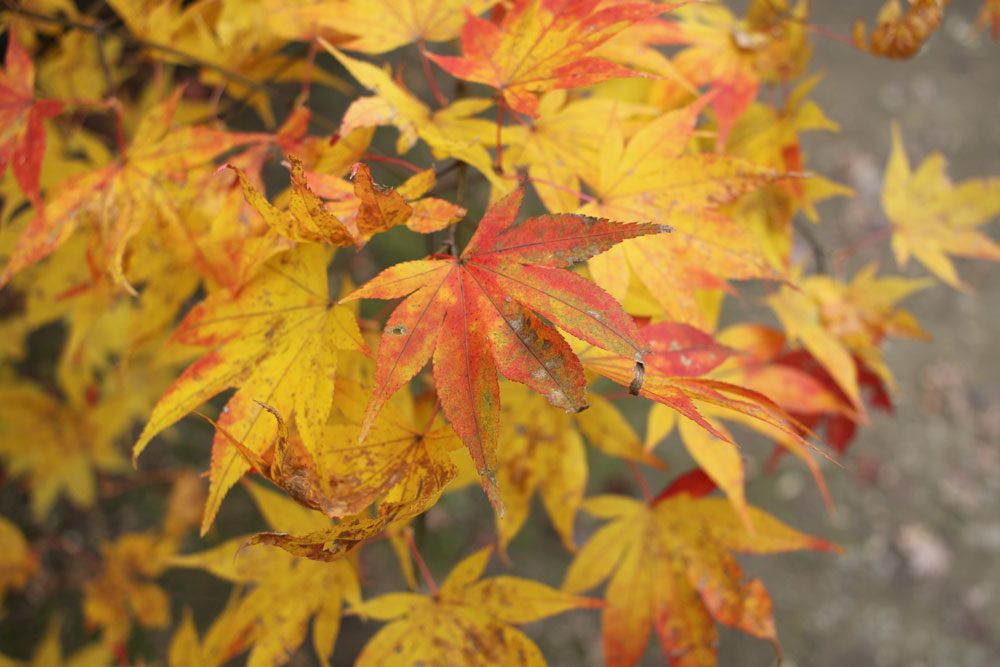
top-left (1, 1), bottom-right (999, 665)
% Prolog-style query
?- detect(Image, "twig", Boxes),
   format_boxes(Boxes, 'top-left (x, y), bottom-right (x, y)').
top-left (794, 217), bottom-right (828, 274)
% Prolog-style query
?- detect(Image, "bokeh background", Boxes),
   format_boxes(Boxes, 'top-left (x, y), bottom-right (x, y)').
top-left (1, 1), bottom-right (999, 665)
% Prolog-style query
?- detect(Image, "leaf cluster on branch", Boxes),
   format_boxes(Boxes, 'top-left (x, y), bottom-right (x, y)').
top-left (0, 0), bottom-right (998, 665)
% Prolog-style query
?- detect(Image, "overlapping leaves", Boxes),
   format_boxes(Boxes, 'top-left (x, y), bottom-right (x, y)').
top-left (345, 186), bottom-right (667, 504)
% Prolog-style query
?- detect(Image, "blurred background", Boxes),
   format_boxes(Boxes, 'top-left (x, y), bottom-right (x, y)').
top-left (1, 1), bottom-right (999, 665)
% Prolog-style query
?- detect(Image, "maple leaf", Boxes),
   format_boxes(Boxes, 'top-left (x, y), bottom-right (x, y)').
top-left (494, 382), bottom-right (589, 552)
top-left (82, 472), bottom-right (203, 646)
top-left (290, 0), bottom-right (500, 54)
top-left (210, 378), bottom-right (459, 522)
top-left (0, 615), bottom-right (111, 667)
top-left (468, 381), bottom-right (666, 552)
top-left (351, 546), bottom-right (601, 665)
top-left (0, 381), bottom-right (130, 518)
top-left (168, 604), bottom-right (254, 667)
top-left (883, 123), bottom-right (1000, 290)
top-left (82, 533), bottom-right (173, 644)
top-left (426, 0), bottom-right (671, 117)
top-left (302, 164), bottom-right (467, 236)
top-left (502, 89), bottom-right (656, 213)
top-left (343, 186), bottom-right (666, 504)
top-left (853, 0), bottom-right (950, 59)
top-left (229, 157), bottom-right (414, 247)
top-left (975, 0), bottom-right (1000, 39)
top-left (132, 245), bottom-right (367, 534)
top-left (322, 43), bottom-right (510, 192)
top-left (171, 484), bottom-right (361, 667)
top-left (573, 321), bottom-right (817, 510)
top-left (769, 263), bottom-right (931, 412)
top-left (0, 516), bottom-right (36, 605)
top-left (0, 28), bottom-right (63, 208)
top-left (579, 97), bottom-right (785, 327)
top-left (725, 75), bottom-right (853, 268)
top-left (652, 1), bottom-right (811, 147)
top-left (0, 88), bottom-right (261, 292)
top-left (563, 493), bottom-right (838, 667)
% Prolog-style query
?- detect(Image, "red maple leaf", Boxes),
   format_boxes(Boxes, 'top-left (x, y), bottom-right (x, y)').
top-left (426, 0), bottom-right (671, 117)
top-left (343, 186), bottom-right (667, 504)
top-left (0, 30), bottom-right (64, 208)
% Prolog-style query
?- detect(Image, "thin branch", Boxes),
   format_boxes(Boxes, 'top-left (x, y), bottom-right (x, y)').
top-left (794, 216), bottom-right (828, 274)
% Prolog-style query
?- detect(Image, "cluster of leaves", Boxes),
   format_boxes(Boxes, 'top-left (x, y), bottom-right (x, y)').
top-left (1, 1), bottom-right (998, 665)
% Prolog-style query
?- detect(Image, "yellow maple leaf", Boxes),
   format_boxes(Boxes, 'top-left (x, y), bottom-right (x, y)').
top-left (321, 43), bottom-right (512, 193)
top-left (579, 97), bottom-right (784, 326)
top-left (170, 484), bottom-right (361, 667)
top-left (351, 546), bottom-right (601, 666)
top-left (769, 264), bottom-right (930, 412)
top-left (132, 245), bottom-right (367, 534)
top-left (0, 516), bottom-right (36, 605)
top-left (0, 382), bottom-right (131, 518)
top-left (883, 122), bottom-right (1000, 290)
top-left (291, 0), bottom-right (499, 54)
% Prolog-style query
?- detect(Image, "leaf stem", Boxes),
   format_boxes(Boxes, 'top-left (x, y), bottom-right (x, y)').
top-left (418, 41), bottom-right (448, 108)
top-left (362, 153), bottom-right (424, 174)
top-left (626, 461), bottom-right (653, 502)
top-left (831, 226), bottom-right (892, 276)
top-left (300, 39), bottom-right (319, 102)
top-left (495, 97), bottom-right (505, 173)
top-left (404, 529), bottom-right (438, 595)
top-left (419, 398), bottom-right (443, 439)
top-left (501, 173), bottom-right (597, 204)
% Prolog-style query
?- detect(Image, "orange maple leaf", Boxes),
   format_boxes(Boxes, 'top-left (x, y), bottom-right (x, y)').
top-left (0, 29), bottom-right (63, 208)
top-left (426, 0), bottom-right (672, 116)
top-left (564, 492), bottom-right (838, 667)
top-left (575, 322), bottom-right (816, 469)
top-left (579, 97), bottom-right (785, 327)
top-left (853, 0), bottom-right (951, 59)
top-left (229, 157), bottom-right (412, 247)
top-left (344, 186), bottom-right (667, 505)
